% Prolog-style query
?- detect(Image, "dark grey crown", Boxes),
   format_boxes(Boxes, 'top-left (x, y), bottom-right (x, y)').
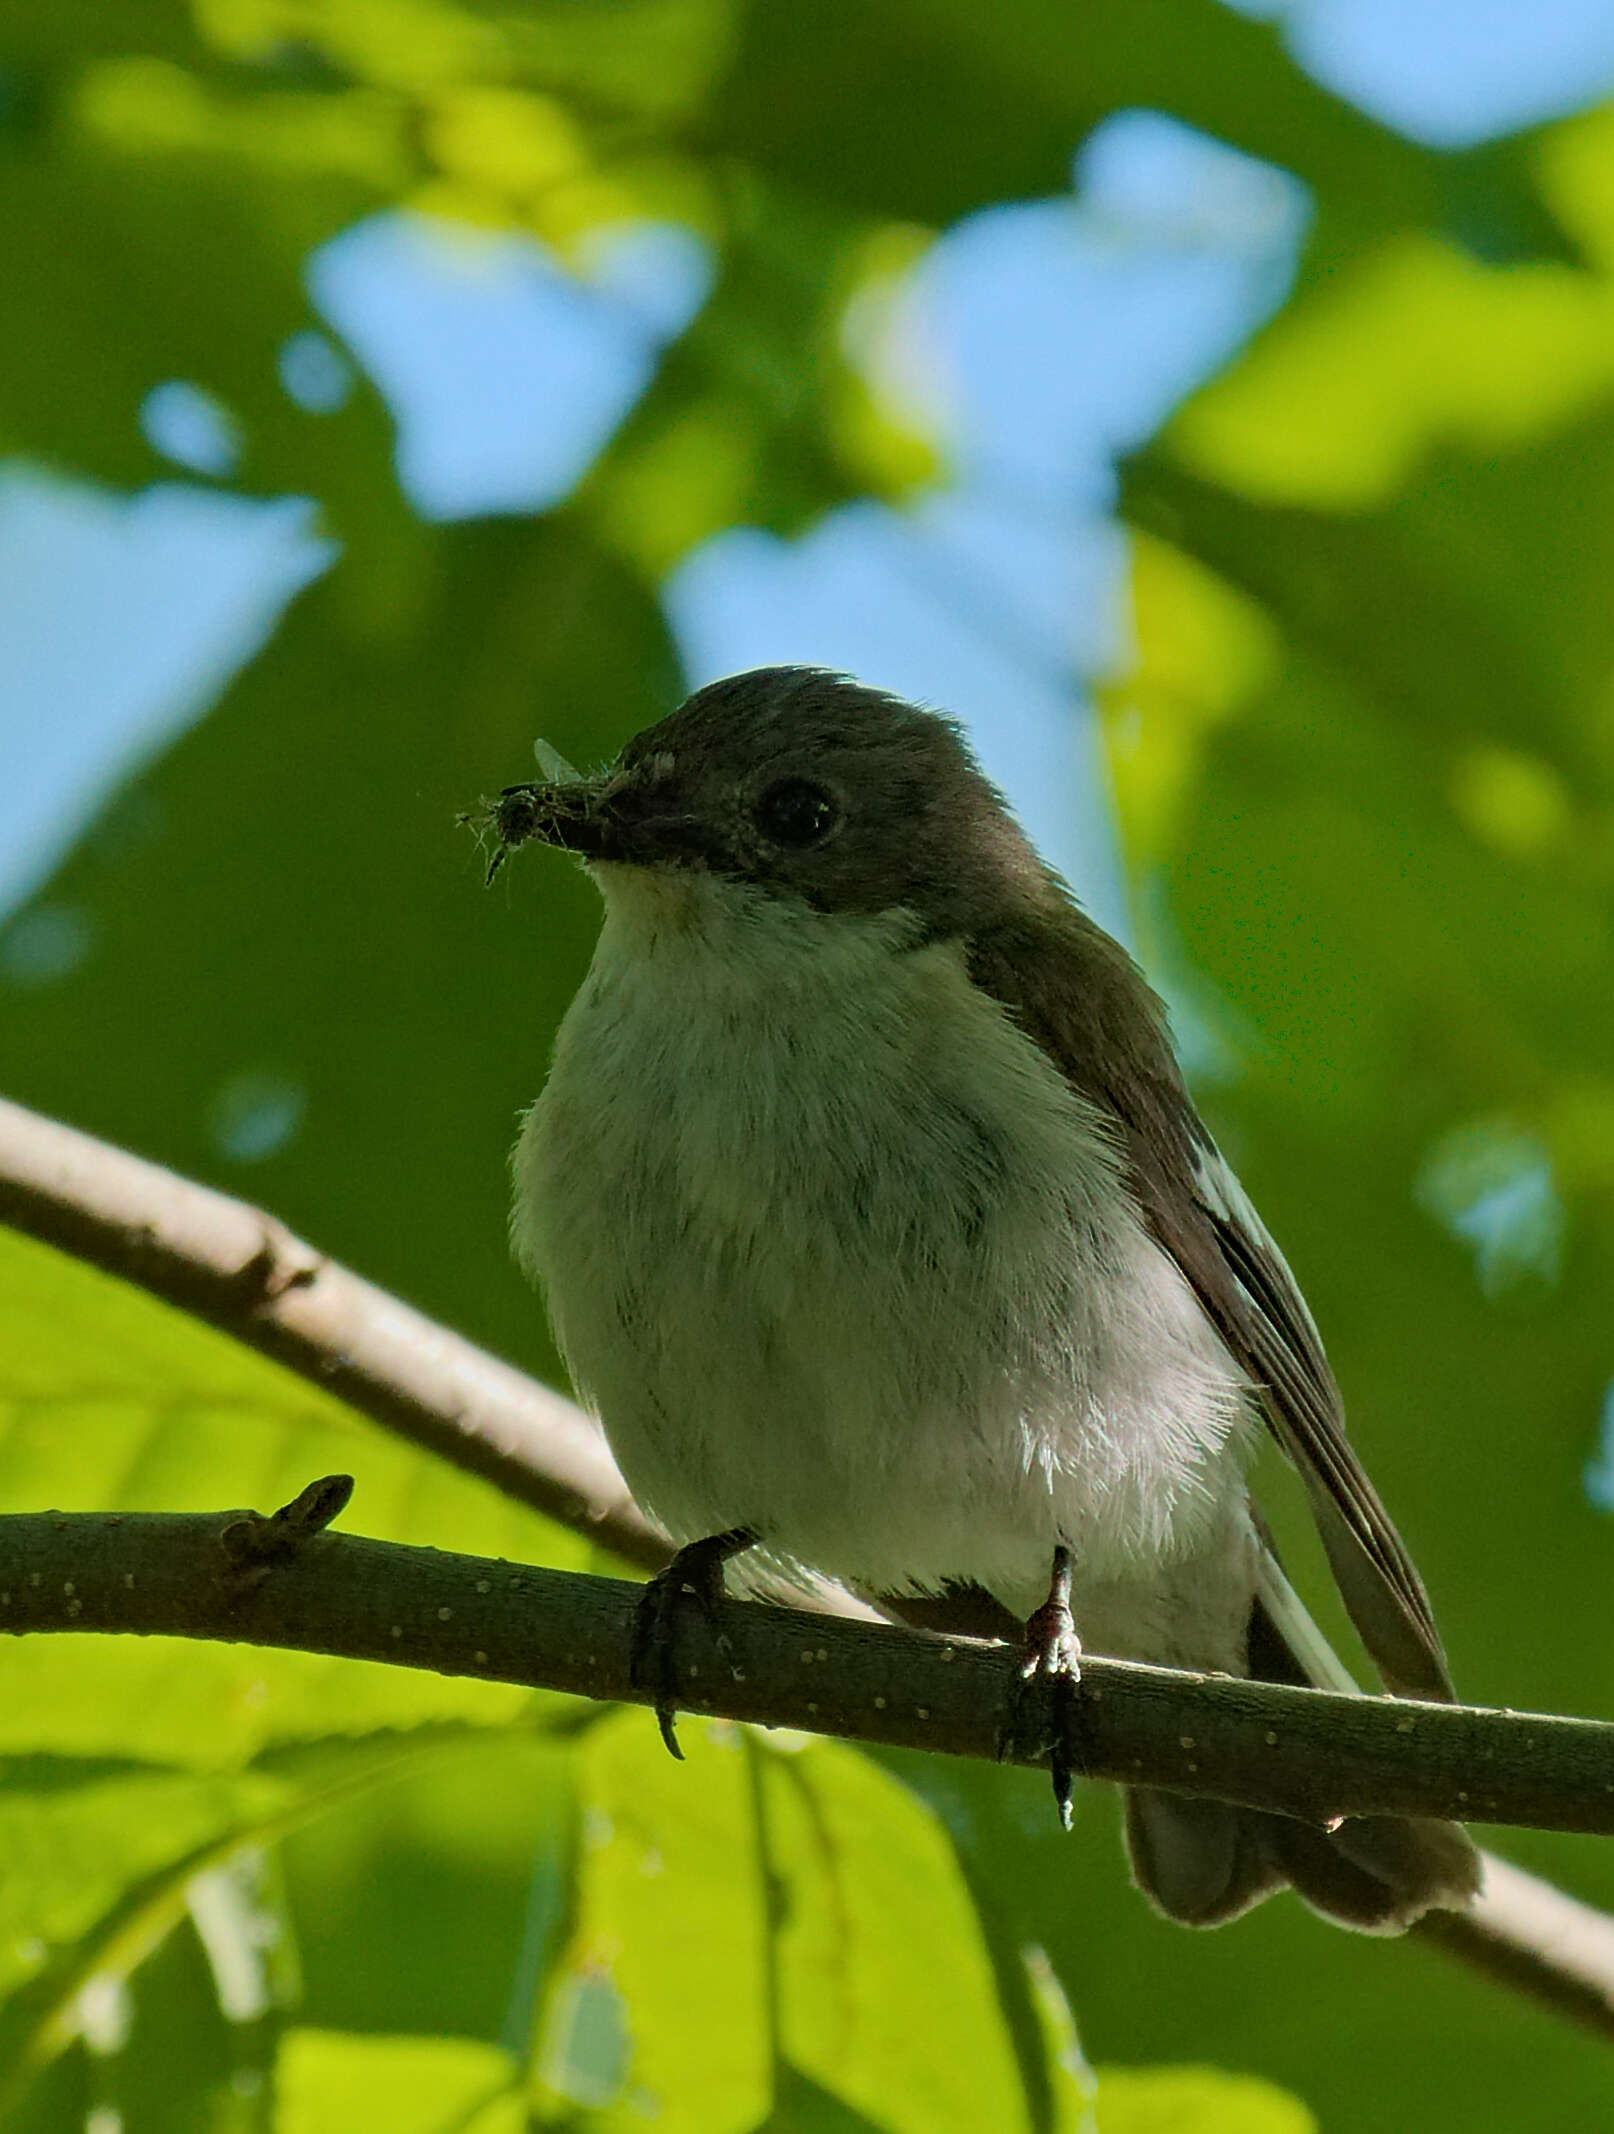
top-left (600, 666), bottom-right (1063, 931)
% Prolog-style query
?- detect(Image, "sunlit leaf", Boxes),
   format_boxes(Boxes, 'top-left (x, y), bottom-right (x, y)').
top-left (279, 1731), bottom-right (574, 2055)
top-left (1167, 236), bottom-right (1614, 508)
top-left (0, 1728), bottom-right (521, 2114)
top-left (536, 1716), bottom-right (1073, 2131)
top-left (538, 1717), bottom-right (769, 2129)
top-left (0, 1222), bottom-right (568, 1762)
top-left (276, 2028), bottom-right (523, 2133)
top-left (763, 1742), bottom-right (1056, 2133)
top-left (1094, 2063), bottom-right (1316, 2133)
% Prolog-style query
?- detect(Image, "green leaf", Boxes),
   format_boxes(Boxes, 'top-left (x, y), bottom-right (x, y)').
top-left (276, 2029), bottom-right (523, 2134)
top-left (0, 1204), bottom-right (580, 2109)
top-left (583, 186), bottom-right (910, 579)
top-left (707, 0), bottom-right (1578, 267)
top-left (0, 111), bottom-right (403, 523)
top-left (534, 1714), bottom-right (1083, 2133)
top-left (0, 514), bottom-right (680, 1384)
top-left (0, 1728), bottom-right (522, 2113)
top-left (1094, 2064), bottom-right (1316, 2134)
top-left (278, 1729), bottom-right (576, 2051)
top-left (762, 1742), bottom-right (1060, 2134)
top-left (0, 1221), bottom-right (564, 1764)
top-left (540, 1716), bottom-right (770, 2129)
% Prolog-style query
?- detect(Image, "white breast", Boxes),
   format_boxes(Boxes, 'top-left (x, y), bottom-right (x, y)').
top-left (514, 869), bottom-right (1253, 1639)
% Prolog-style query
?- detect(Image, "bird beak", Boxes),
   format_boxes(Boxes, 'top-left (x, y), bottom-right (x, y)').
top-left (473, 759), bottom-right (713, 882)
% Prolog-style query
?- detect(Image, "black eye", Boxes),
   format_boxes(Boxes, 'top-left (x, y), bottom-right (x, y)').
top-left (754, 777), bottom-right (840, 848)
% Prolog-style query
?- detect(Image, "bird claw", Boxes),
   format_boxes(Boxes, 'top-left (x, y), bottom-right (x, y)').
top-left (629, 1529), bottom-right (753, 1759)
top-left (999, 1546), bottom-right (1084, 1830)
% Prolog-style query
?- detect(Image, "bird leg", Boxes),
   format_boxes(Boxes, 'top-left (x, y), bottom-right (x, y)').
top-left (630, 1527), bottom-right (757, 1759)
top-left (1003, 1544), bottom-right (1084, 1830)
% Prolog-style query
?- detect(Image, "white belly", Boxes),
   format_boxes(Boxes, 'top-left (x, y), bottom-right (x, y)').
top-left (514, 871), bottom-right (1255, 1659)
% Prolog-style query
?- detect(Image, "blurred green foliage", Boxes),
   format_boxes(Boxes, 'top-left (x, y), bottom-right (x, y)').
top-left (3, 1), bottom-right (1614, 2128)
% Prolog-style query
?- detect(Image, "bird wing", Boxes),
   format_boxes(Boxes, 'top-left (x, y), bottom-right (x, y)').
top-left (968, 915), bottom-right (1455, 1703)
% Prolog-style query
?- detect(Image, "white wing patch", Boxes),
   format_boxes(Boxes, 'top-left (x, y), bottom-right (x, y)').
top-left (1191, 1142), bottom-right (1326, 1357)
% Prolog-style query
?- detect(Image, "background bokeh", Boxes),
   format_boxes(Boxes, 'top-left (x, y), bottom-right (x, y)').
top-left (4, 2), bottom-right (1614, 2128)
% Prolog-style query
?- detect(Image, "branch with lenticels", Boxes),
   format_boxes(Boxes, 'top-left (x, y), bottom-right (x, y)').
top-left (1, 1095), bottom-right (1612, 2041)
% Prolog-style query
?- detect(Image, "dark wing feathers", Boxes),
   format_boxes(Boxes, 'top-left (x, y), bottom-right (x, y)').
top-left (968, 915), bottom-right (1455, 1705)
top-left (1205, 1205), bottom-right (1448, 1689)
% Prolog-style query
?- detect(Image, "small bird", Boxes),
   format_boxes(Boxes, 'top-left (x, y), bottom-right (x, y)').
top-left (490, 665), bottom-right (1479, 1932)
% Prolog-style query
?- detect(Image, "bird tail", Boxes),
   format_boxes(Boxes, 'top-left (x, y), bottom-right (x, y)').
top-left (1124, 1556), bottom-right (1482, 1933)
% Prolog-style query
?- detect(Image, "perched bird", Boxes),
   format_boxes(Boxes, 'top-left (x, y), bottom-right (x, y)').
top-left (490, 665), bottom-right (1479, 1931)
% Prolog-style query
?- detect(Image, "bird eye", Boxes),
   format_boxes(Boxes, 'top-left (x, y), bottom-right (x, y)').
top-left (754, 777), bottom-right (840, 848)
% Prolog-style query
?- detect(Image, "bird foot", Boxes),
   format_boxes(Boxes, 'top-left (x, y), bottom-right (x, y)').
top-left (999, 1546), bottom-right (1083, 1830)
top-left (629, 1528), bottom-right (755, 1759)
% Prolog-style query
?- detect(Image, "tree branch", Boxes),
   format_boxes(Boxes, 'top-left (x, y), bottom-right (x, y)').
top-left (5, 1500), bottom-right (1614, 1834)
top-left (3, 1096), bottom-right (1613, 2039)
top-left (0, 1096), bottom-right (664, 1568)
top-left (7, 1494), bottom-right (1614, 2040)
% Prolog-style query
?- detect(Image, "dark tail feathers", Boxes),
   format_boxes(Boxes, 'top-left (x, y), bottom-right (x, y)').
top-left (1124, 1585), bottom-right (1481, 1932)
top-left (1124, 1788), bottom-right (1481, 1933)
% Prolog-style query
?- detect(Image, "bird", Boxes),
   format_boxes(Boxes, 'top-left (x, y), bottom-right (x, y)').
top-left (488, 663), bottom-right (1480, 1932)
